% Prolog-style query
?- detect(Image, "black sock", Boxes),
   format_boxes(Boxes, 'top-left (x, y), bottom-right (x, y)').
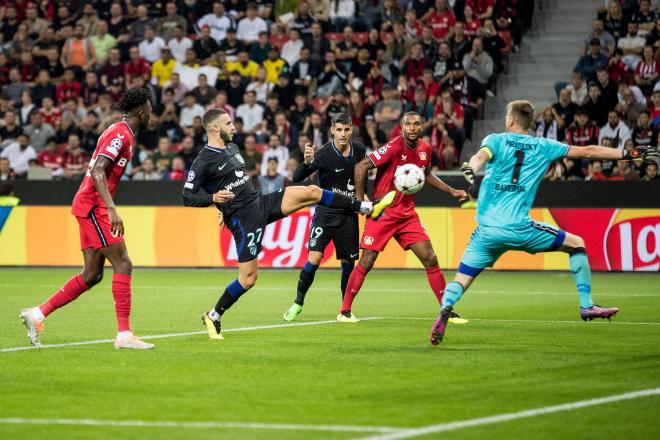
top-left (295, 261), bottom-right (319, 306)
top-left (214, 279), bottom-right (248, 315)
top-left (340, 262), bottom-right (354, 299)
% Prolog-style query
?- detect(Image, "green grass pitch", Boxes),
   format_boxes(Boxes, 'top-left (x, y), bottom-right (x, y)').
top-left (1, 268), bottom-right (659, 439)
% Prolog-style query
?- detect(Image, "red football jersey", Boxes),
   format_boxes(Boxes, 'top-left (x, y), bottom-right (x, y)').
top-left (428, 11), bottom-right (456, 40)
top-left (71, 121), bottom-right (134, 217)
top-left (367, 135), bottom-right (431, 217)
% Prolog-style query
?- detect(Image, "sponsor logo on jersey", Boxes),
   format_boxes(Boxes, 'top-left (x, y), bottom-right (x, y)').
top-left (335, 168), bottom-right (344, 172)
top-left (363, 236), bottom-right (374, 245)
top-left (419, 151), bottom-right (427, 161)
top-left (332, 187), bottom-right (355, 197)
top-left (235, 170), bottom-right (244, 178)
top-left (107, 134), bottom-right (124, 156)
top-left (224, 174), bottom-right (250, 191)
top-left (218, 163), bottom-right (228, 171)
top-left (187, 171), bottom-right (195, 181)
top-left (346, 181), bottom-right (355, 191)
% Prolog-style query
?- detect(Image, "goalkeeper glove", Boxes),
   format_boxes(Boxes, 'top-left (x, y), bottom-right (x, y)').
top-left (623, 148), bottom-right (659, 163)
top-left (460, 162), bottom-right (479, 199)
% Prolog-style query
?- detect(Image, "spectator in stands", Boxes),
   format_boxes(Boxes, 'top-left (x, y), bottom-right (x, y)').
top-left (132, 157), bottom-right (163, 181)
top-left (1, 133), bottom-right (35, 178)
top-left (263, 47), bottom-right (288, 84)
top-left (139, 26), bottom-right (166, 64)
top-left (632, 0), bottom-right (656, 34)
top-left (100, 48), bottom-right (124, 89)
top-left (167, 156), bottom-right (187, 181)
top-left (596, 67), bottom-right (619, 111)
top-left (165, 72), bottom-right (189, 103)
top-left (462, 37), bottom-right (494, 95)
top-left (4, 67), bottom-right (29, 105)
top-left (91, 21), bottom-right (116, 67)
top-left (258, 157), bottom-right (286, 193)
top-left (552, 88), bottom-right (578, 135)
top-left (39, 97), bottom-right (61, 130)
top-left (23, 112), bottom-right (55, 152)
top-left (576, 39), bottom-right (609, 83)
top-left (306, 112), bottom-right (329, 146)
top-left (534, 108), bottom-right (559, 140)
top-left (642, 162), bottom-right (658, 180)
top-left (617, 84), bottom-right (648, 129)
top-left (359, 114), bottom-right (385, 150)
top-left (61, 24), bottom-right (95, 71)
top-left (177, 136), bottom-right (199, 170)
top-left (167, 26), bottom-right (193, 64)
top-left (249, 31), bottom-right (272, 66)
top-left (632, 110), bottom-right (657, 150)
top-left (62, 134), bottom-right (88, 179)
top-left (404, 42), bottom-right (427, 85)
top-left (435, 89), bottom-right (466, 154)
top-left (0, 157), bottom-right (14, 181)
top-left (386, 21), bottom-right (408, 72)
top-left (291, 47), bottom-right (316, 96)
top-left (197, 2), bottom-right (233, 43)
top-left (566, 69), bottom-right (588, 105)
top-left (237, 3), bottom-right (267, 46)
top-left (599, 110), bottom-right (631, 149)
top-left (582, 19), bottom-right (615, 57)
top-left (241, 134), bottom-right (262, 178)
top-left (604, 0), bottom-right (625, 40)
top-left (618, 21), bottom-right (646, 70)
top-left (450, 22), bottom-right (471, 64)
top-left (317, 51), bottom-right (346, 97)
top-left (566, 108), bottom-right (599, 147)
top-left (153, 137), bottom-right (176, 172)
top-left (330, 0), bottom-right (357, 32)
top-left (179, 93), bottom-right (205, 128)
top-left (480, 19), bottom-right (505, 74)
top-left (375, 85), bottom-right (403, 135)
top-left (191, 74), bottom-right (217, 107)
top-left (429, 0), bottom-right (456, 41)
top-left (193, 25), bottom-right (220, 65)
top-left (261, 134), bottom-right (289, 176)
top-left (227, 49), bottom-right (260, 80)
top-left (220, 29), bottom-right (245, 62)
top-left (236, 90), bottom-right (264, 134)
top-left (634, 45), bottom-right (658, 96)
top-left (273, 74), bottom-right (296, 110)
top-left (583, 82), bottom-right (608, 128)
top-left (157, 2), bottom-right (187, 42)
top-left (0, 110), bottom-right (23, 144)
top-left (125, 46), bottom-right (151, 88)
top-left (36, 138), bottom-right (62, 173)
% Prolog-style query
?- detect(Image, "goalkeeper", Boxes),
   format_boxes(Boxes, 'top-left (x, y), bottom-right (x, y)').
top-left (429, 99), bottom-right (660, 346)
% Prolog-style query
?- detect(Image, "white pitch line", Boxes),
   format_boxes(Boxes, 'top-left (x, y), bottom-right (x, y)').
top-left (0, 417), bottom-right (403, 433)
top-left (357, 387), bottom-right (660, 440)
top-left (0, 317), bottom-right (384, 353)
top-left (384, 317), bottom-right (660, 326)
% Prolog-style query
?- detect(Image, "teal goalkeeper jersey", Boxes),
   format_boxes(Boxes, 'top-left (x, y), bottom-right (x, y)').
top-left (477, 132), bottom-right (569, 227)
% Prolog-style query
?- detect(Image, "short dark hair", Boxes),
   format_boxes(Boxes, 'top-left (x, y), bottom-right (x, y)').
top-left (118, 87), bottom-right (152, 113)
top-left (401, 111), bottom-right (422, 123)
top-left (202, 108), bottom-right (228, 129)
top-left (331, 112), bottom-right (352, 127)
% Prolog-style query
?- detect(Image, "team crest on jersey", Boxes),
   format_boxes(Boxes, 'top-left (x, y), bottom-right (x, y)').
top-left (107, 135), bottom-right (124, 155)
top-left (187, 171), bottom-right (195, 181)
top-left (418, 151), bottom-right (427, 161)
top-left (235, 170), bottom-right (244, 178)
top-left (363, 236), bottom-right (374, 245)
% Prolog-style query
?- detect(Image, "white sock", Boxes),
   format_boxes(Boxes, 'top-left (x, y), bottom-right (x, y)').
top-left (117, 331), bottom-right (132, 340)
top-left (359, 201), bottom-right (373, 214)
top-left (209, 309), bottom-right (220, 321)
top-left (32, 307), bottom-right (45, 321)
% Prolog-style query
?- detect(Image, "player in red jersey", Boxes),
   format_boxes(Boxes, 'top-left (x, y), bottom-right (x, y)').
top-left (338, 112), bottom-right (468, 322)
top-left (20, 88), bottom-right (155, 350)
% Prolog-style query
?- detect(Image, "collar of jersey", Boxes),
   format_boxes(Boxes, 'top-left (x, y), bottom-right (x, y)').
top-left (204, 144), bottom-right (228, 153)
top-left (331, 140), bottom-right (352, 159)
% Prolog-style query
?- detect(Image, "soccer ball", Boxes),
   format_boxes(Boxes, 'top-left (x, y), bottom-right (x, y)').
top-left (394, 164), bottom-right (425, 195)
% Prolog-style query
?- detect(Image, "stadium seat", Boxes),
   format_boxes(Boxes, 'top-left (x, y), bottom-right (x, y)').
top-left (353, 32), bottom-right (368, 45)
top-left (379, 31), bottom-right (394, 44)
top-left (325, 33), bottom-right (344, 44)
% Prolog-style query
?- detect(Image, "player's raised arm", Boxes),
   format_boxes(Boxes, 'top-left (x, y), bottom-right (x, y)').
top-left (91, 155), bottom-right (123, 237)
top-left (354, 157), bottom-right (375, 201)
top-left (566, 145), bottom-right (659, 162)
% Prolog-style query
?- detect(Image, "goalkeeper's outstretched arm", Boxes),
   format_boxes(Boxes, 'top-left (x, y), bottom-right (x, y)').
top-left (566, 145), bottom-right (659, 162)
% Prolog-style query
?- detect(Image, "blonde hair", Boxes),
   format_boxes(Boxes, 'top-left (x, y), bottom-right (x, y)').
top-left (506, 100), bottom-right (535, 131)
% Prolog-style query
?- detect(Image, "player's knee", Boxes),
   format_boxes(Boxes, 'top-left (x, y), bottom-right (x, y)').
top-left (82, 269), bottom-right (103, 287)
top-left (240, 271), bottom-right (258, 289)
top-left (307, 185), bottom-right (322, 200)
top-left (564, 233), bottom-right (585, 251)
top-left (424, 253), bottom-right (438, 268)
top-left (115, 254), bottom-right (133, 275)
top-left (359, 253), bottom-right (376, 271)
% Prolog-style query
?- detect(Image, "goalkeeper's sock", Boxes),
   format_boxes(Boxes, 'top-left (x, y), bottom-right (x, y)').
top-left (340, 262), bottom-right (355, 299)
top-left (295, 261), bottom-right (319, 306)
top-left (340, 263), bottom-right (368, 312)
top-left (425, 265), bottom-right (447, 305)
top-left (441, 282), bottom-right (465, 308)
top-left (213, 279), bottom-right (248, 318)
top-left (569, 247), bottom-right (594, 308)
top-left (39, 274), bottom-right (89, 317)
top-left (319, 189), bottom-right (372, 214)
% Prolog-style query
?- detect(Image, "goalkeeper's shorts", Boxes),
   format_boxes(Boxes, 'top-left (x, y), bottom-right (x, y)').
top-left (457, 220), bottom-right (567, 276)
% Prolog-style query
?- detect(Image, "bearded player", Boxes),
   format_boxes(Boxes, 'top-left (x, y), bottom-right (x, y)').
top-left (338, 112), bottom-right (469, 322)
top-left (429, 100), bottom-right (659, 345)
top-left (182, 109), bottom-right (395, 340)
top-left (20, 88), bottom-right (154, 350)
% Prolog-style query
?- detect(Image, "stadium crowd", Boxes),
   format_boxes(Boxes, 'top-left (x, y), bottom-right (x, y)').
top-left (0, 0), bottom-right (537, 191)
top-left (546, 0), bottom-right (659, 181)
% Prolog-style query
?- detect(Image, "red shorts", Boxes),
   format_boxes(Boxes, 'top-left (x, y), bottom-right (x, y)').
top-left (361, 212), bottom-right (430, 252)
top-left (75, 207), bottom-right (124, 250)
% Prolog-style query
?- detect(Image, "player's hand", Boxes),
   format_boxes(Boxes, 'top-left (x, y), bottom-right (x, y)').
top-left (108, 207), bottom-right (124, 237)
top-left (212, 190), bottom-right (235, 204)
top-left (303, 143), bottom-right (315, 165)
top-left (624, 147), bottom-right (659, 164)
top-left (460, 162), bottom-right (475, 184)
top-left (451, 188), bottom-right (469, 202)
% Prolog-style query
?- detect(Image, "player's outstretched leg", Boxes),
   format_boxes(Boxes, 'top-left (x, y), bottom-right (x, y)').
top-left (204, 260), bottom-right (257, 338)
top-left (560, 233), bottom-right (619, 321)
top-left (338, 251), bottom-right (378, 322)
top-left (101, 243), bottom-right (154, 349)
top-left (20, 248), bottom-right (104, 347)
top-left (279, 185), bottom-right (394, 218)
top-left (284, 257), bottom-right (320, 321)
top-left (430, 270), bottom-right (477, 345)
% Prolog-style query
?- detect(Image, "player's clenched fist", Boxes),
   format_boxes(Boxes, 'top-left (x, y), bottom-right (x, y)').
top-left (303, 143), bottom-right (315, 165)
top-left (212, 190), bottom-right (235, 204)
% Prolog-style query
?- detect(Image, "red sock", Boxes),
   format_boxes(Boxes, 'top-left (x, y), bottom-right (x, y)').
top-left (39, 274), bottom-right (89, 317)
top-left (426, 266), bottom-right (446, 305)
top-left (340, 264), bottom-right (368, 312)
top-left (112, 274), bottom-right (132, 332)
